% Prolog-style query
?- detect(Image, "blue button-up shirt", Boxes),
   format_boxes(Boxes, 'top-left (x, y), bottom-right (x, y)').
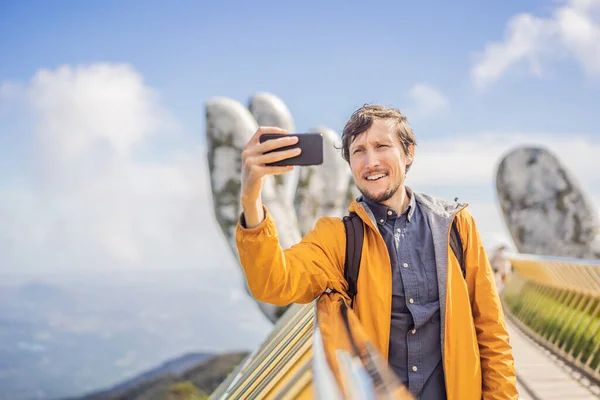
top-left (361, 191), bottom-right (446, 399)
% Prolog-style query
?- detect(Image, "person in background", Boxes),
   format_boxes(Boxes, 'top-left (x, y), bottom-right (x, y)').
top-left (490, 245), bottom-right (512, 292)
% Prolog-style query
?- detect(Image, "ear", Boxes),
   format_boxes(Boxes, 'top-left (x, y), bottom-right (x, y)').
top-left (406, 144), bottom-right (415, 165)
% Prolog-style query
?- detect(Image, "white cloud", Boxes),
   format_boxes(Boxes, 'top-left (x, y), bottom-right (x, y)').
top-left (29, 64), bottom-right (173, 161)
top-left (0, 63), bottom-right (233, 272)
top-left (409, 132), bottom-right (600, 190)
top-left (406, 84), bottom-right (449, 117)
top-left (471, 0), bottom-right (600, 88)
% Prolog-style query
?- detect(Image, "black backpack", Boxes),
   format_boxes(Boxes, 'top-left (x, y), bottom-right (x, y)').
top-left (342, 212), bottom-right (465, 308)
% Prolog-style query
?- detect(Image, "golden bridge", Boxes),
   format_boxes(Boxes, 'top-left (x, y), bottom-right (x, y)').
top-left (209, 253), bottom-right (600, 399)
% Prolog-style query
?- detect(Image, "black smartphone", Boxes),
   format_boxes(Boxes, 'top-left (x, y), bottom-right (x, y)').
top-left (259, 133), bottom-right (323, 166)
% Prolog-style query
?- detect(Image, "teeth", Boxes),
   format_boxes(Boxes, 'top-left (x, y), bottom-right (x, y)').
top-left (367, 173), bottom-right (386, 181)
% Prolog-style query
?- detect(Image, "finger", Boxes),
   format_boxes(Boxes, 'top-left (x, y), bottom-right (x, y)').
top-left (256, 134), bottom-right (299, 154)
top-left (242, 135), bottom-right (298, 162)
top-left (256, 147), bottom-right (301, 165)
top-left (242, 135), bottom-right (297, 165)
top-left (251, 126), bottom-right (288, 143)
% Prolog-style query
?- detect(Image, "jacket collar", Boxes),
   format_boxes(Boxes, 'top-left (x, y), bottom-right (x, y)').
top-left (348, 186), bottom-right (468, 229)
top-left (413, 191), bottom-right (467, 218)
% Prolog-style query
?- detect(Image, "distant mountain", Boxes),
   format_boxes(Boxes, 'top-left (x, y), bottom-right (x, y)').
top-left (0, 270), bottom-right (271, 400)
top-left (77, 352), bottom-right (213, 398)
top-left (76, 351), bottom-right (248, 400)
top-left (182, 352), bottom-right (248, 395)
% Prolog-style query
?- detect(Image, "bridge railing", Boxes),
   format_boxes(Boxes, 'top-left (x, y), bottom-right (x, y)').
top-left (501, 252), bottom-right (600, 384)
top-left (312, 292), bottom-right (413, 399)
top-left (209, 293), bottom-right (413, 399)
top-left (209, 251), bottom-right (600, 399)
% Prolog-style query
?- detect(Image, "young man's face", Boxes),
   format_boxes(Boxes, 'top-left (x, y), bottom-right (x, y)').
top-left (348, 118), bottom-right (414, 206)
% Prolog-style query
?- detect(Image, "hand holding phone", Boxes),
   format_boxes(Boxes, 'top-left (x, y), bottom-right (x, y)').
top-left (259, 133), bottom-right (323, 166)
top-left (240, 127), bottom-right (323, 228)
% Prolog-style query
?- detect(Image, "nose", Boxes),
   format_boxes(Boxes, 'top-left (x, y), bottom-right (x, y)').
top-left (364, 149), bottom-right (380, 170)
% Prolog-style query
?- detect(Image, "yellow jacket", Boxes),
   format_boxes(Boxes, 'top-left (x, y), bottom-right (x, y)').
top-left (236, 193), bottom-right (518, 400)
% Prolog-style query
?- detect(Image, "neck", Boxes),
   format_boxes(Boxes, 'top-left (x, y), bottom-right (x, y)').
top-left (382, 185), bottom-right (409, 214)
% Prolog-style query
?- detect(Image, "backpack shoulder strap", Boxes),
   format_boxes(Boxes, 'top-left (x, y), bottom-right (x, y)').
top-left (450, 219), bottom-right (465, 279)
top-left (343, 212), bottom-right (364, 308)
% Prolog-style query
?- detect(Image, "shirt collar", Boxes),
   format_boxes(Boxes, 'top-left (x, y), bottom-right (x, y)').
top-left (360, 187), bottom-right (416, 225)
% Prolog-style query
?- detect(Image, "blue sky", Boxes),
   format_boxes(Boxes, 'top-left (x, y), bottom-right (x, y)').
top-left (3, 0), bottom-right (599, 138)
top-left (1, 0), bottom-right (599, 274)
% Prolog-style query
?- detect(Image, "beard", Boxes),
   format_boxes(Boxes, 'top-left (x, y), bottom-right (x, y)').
top-left (357, 180), bottom-right (402, 204)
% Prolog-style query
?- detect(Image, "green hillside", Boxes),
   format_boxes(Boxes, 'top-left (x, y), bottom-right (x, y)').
top-left (79, 352), bottom-right (248, 400)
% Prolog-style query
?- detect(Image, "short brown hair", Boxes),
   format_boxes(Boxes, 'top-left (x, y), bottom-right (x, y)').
top-left (341, 104), bottom-right (417, 172)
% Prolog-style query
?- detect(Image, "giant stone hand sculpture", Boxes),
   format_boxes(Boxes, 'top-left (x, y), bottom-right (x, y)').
top-left (295, 126), bottom-right (361, 235)
top-left (206, 93), bottom-right (358, 323)
top-left (496, 146), bottom-right (600, 259)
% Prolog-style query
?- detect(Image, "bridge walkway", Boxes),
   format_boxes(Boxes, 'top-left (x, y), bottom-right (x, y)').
top-left (508, 318), bottom-right (599, 399)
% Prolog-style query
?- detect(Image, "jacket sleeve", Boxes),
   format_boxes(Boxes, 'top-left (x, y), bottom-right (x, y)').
top-left (235, 206), bottom-right (349, 306)
top-left (460, 210), bottom-right (519, 400)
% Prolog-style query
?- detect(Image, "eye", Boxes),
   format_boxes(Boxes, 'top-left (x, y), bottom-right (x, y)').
top-left (352, 148), bottom-right (364, 154)
top-left (377, 144), bottom-right (389, 148)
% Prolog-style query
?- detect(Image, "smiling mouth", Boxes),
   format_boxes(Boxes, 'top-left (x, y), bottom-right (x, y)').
top-left (365, 173), bottom-right (387, 181)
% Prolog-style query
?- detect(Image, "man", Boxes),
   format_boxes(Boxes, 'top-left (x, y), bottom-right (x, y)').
top-left (491, 245), bottom-right (513, 292)
top-left (236, 105), bottom-right (518, 400)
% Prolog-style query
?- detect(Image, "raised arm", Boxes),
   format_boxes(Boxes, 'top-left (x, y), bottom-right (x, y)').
top-left (236, 126), bottom-right (348, 306)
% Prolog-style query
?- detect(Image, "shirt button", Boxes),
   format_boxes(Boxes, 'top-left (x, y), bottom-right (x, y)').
top-left (403, 262), bottom-right (408, 268)
top-left (412, 366), bottom-right (418, 372)
top-left (379, 219), bottom-right (384, 223)
top-left (387, 210), bottom-right (392, 215)
top-left (412, 329), bottom-right (416, 334)
top-left (409, 298), bottom-right (414, 304)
